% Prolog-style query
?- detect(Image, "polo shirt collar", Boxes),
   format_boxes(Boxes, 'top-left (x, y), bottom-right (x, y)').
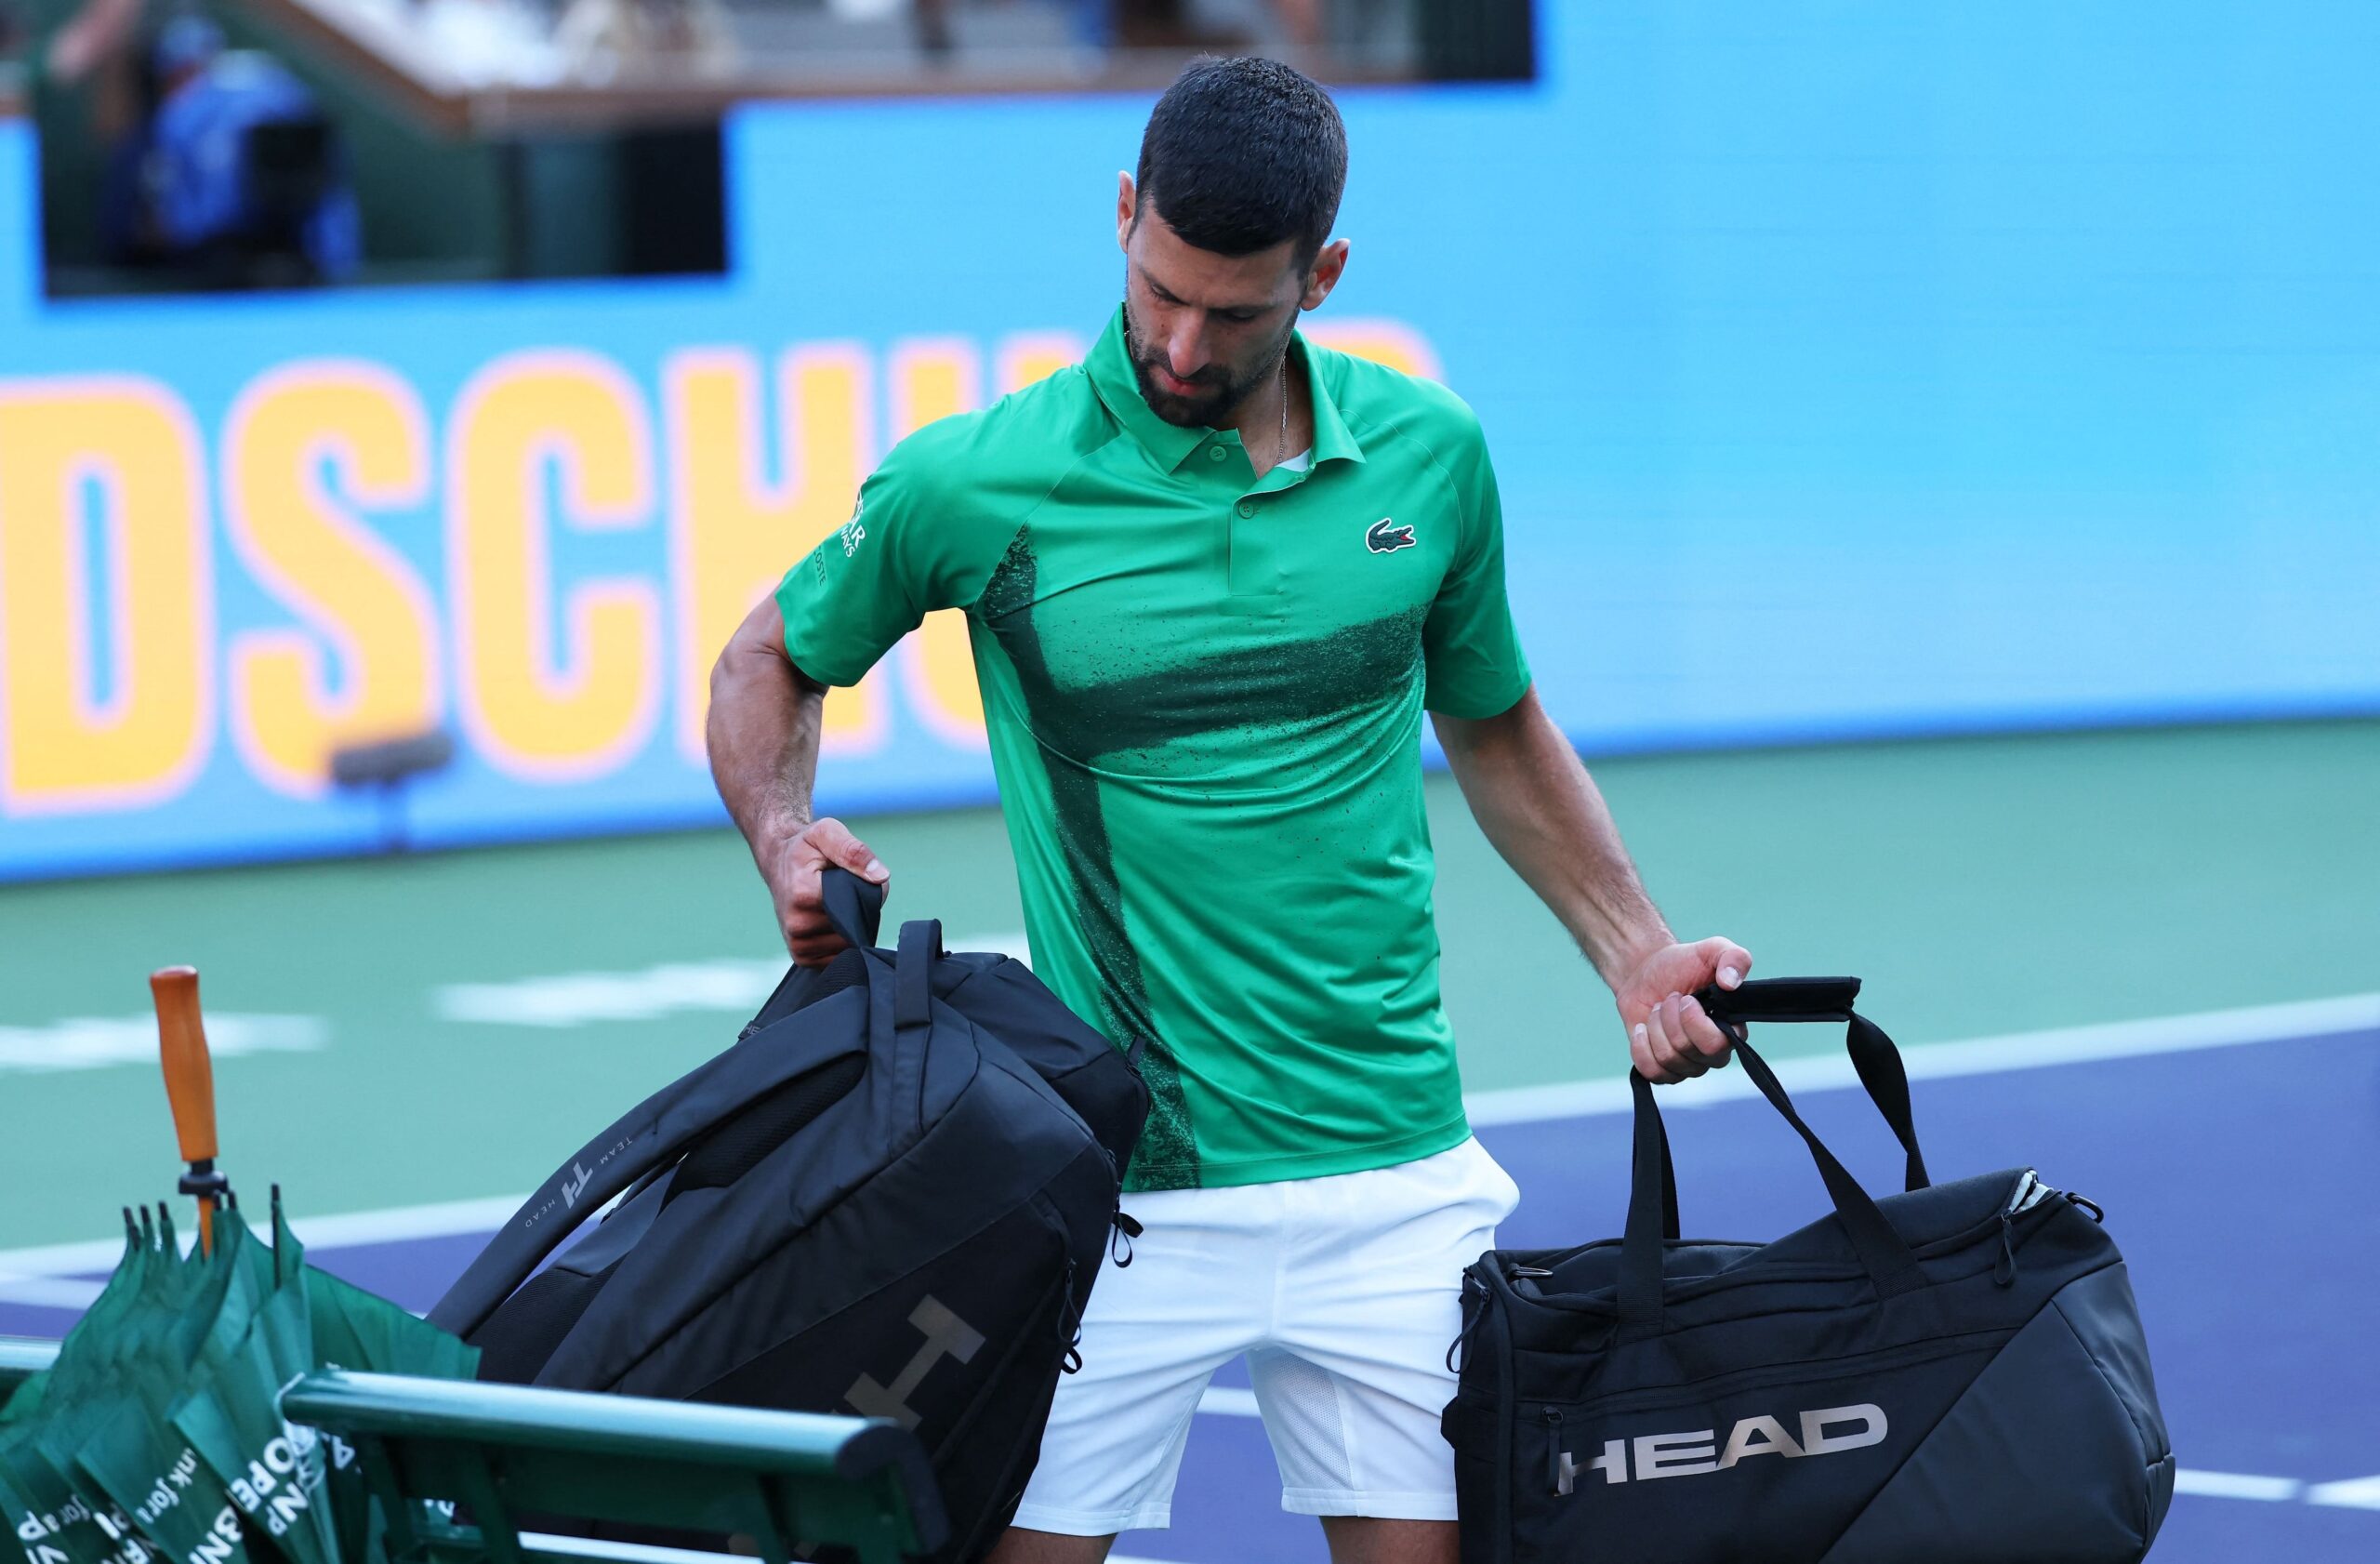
top-left (1302, 337), bottom-right (1364, 468)
top-left (1087, 306), bottom-right (1367, 473)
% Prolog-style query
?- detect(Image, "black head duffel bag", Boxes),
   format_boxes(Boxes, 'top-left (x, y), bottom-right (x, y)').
top-left (1444, 977), bottom-right (2174, 1564)
top-left (430, 868), bottom-right (1146, 1563)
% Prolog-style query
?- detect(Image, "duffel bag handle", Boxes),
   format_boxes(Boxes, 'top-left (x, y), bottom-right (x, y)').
top-left (1699, 977), bottom-right (1930, 1194)
top-left (1620, 983), bottom-right (1933, 1334)
top-left (819, 866), bottom-right (887, 950)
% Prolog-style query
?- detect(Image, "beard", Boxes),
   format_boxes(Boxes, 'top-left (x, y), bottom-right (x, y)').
top-left (1122, 294), bottom-right (1295, 430)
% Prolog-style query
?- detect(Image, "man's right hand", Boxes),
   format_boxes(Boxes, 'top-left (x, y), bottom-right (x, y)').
top-left (763, 817), bottom-right (890, 966)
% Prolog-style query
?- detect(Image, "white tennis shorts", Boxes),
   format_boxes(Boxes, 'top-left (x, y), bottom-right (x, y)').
top-left (1011, 1135), bottom-right (1519, 1534)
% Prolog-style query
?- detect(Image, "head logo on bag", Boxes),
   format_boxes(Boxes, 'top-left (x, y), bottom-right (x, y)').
top-left (559, 1162), bottom-right (595, 1209)
top-left (846, 1297), bottom-right (986, 1431)
top-left (1556, 1404), bottom-right (1888, 1492)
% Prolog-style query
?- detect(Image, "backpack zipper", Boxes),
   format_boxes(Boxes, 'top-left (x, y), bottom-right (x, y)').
top-left (1055, 1256), bottom-right (1084, 1372)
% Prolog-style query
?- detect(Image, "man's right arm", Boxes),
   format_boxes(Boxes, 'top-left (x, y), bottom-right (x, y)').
top-left (707, 594), bottom-right (889, 965)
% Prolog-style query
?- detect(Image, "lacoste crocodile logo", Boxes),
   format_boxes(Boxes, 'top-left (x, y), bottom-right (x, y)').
top-left (1366, 518), bottom-right (1417, 553)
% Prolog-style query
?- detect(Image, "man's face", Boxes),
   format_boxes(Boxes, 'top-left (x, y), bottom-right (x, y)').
top-left (1116, 176), bottom-right (1343, 429)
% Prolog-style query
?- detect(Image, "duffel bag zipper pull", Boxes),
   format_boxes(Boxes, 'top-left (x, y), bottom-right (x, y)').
top-left (1542, 1408), bottom-right (1565, 1494)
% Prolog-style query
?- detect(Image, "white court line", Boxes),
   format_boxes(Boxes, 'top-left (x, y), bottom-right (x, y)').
top-left (3, 991), bottom-right (2374, 1294)
top-left (431, 934), bottom-right (1032, 1030)
top-left (1198, 1397), bottom-right (2346, 1516)
top-left (0, 1274), bottom-right (114, 1310)
top-left (2308, 1475), bottom-right (2380, 1511)
top-left (1177, 1400), bottom-right (2357, 1520)
top-left (0, 1013), bottom-right (325, 1076)
top-left (0, 1193), bottom-right (533, 1291)
top-left (1462, 991), bottom-right (2380, 1126)
top-left (2174, 1469), bottom-right (2304, 1502)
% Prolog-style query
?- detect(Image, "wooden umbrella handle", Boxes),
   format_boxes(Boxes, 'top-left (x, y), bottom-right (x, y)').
top-left (151, 965), bottom-right (224, 1253)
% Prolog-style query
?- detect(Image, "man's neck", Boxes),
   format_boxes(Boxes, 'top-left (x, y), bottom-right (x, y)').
top-left (1233, 349), bottom-right (1312, 482)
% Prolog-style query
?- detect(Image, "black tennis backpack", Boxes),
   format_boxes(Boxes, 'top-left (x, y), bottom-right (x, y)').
top-left (1445, 977), bottom-right (2172, 1564)
top-left (430, 870), bottom-right (1146, 1563)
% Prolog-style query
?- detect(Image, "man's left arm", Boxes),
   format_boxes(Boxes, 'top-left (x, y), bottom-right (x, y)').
top-left (1433, 693), bottom-right (1750, 1085)
top-left (1419, 404), bottom-right (1748, 1080)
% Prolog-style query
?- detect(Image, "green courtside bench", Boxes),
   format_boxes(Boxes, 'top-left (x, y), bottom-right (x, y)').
top-left (0, 1337), bottom-right (945, 1564)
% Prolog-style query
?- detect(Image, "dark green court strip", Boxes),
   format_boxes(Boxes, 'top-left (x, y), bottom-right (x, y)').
top-left (1, 720), bottom-right (2372, 1249)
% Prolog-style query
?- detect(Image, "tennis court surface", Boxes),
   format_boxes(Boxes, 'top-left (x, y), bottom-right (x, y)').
top-left (6, 995), bottom-right (2373, 1564)
top-left (4, 722), bottom-right (2374, 1561)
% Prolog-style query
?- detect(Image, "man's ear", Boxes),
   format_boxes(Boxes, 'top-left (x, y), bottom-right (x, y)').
top-left (1116, 172), bottom-right (1137, 254)
top-left (1302, 238), bottom-right (1351, 311)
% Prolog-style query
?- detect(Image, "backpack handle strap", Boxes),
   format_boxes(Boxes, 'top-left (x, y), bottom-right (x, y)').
top-left (894, 920), bottom-right (944, 1029)
top-left (818, 867), bottom-right (886, 951)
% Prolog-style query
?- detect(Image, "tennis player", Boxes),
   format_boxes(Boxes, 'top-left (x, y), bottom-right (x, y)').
top-left (708, 56), bottom-right (1752, 1564)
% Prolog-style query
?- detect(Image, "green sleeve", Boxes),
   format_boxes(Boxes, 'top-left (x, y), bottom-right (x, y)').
top-left (774, 422), bottom-right (979, 688)
top-left (1421, 419), bottom-right (1533, 718)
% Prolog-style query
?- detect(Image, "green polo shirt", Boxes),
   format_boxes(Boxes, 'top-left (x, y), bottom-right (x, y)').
top-left (777, 308), bottom-right (1531, 1192)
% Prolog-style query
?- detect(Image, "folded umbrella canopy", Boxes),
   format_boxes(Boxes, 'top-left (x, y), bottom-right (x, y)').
top-left (171, 1206), bottom-right (331, 1564)
top-left (76, 1203), bottom-right (271, 1564)
top-left (2, 1207), bottom-right (171, 1564)
top-left (0, 968), bottom-right (480, 1564)
top-left (268, 1189), bottom-right (477, 1564)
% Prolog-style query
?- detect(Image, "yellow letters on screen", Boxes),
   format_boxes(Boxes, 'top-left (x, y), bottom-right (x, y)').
top-left (0, 378), bottom-right (212, 815)
top-left (1302, 318), bottom-right (1444, 379)
top-left (996, 332), bottom-right (1085, 394)
top-left (664, 344), bottom-right (882, 758)
top-left (448, 350), bottom-right (660, 781)
top-left (224, 361), bottom-right (440, 796)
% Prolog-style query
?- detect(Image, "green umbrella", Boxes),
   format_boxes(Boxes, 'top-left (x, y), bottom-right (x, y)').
top-left (169, 1206), bottom-right (336, 1564)
top-left (76, 1208), bottom-right (269, 1564)
top-left (268, 1190), bottom-right (476, 1564)
top-left (40, 1193), bottom-right (479, 1564)
top-left (2, 1211), bottom-right (169, 1564)
top-left (10, 958), bottom-right (483, 1564)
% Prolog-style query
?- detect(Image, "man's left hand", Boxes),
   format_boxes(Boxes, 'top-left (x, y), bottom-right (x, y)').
top-left (1617, 937), bottom-right (1754, 1083)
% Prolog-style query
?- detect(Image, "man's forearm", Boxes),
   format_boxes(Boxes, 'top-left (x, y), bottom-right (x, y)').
top-left (1435, 692), bottom-right (1671, 989)
top-left (707, 611), bottom-right (826, 876)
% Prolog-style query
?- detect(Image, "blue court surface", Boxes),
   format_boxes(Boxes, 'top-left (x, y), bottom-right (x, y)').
top-left (6, 1001), bottom-right (2375, 1563)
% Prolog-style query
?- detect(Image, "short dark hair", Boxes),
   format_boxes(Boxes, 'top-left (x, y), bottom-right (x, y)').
top-left (1135, 56), bottom-right (1347, 264)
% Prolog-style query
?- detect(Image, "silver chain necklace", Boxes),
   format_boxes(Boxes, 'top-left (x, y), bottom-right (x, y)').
top-left (1276, 356), bottom-right (1290, 467)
